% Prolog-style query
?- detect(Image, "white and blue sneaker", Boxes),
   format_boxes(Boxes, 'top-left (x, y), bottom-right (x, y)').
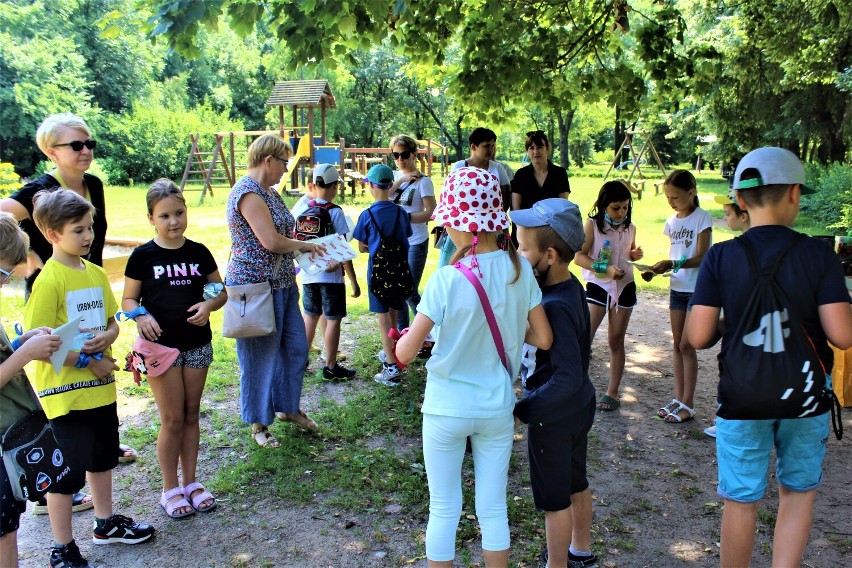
top-left (374, 363), bottom-right (401, 387)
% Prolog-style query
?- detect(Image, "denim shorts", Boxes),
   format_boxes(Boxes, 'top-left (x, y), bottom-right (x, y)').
top-left (368, 289), bottom-right (407, 314)
top-left (716, 413), bottom-right (829, 503)
top-left (302, 283), bottom-right (346, 319)
top-left (669, 289), bottom-right (693, 311)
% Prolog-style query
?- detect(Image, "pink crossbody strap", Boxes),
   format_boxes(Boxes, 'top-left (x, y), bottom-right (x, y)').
top-left (454, 262), bottom-right (509, 373)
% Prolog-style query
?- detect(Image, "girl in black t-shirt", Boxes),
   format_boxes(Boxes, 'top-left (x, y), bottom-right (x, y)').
top-left (122, 180), bottom-right (226, 519)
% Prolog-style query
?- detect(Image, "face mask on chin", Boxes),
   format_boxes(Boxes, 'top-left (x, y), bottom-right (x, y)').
top-left (604, 212), bottom-right (624, 227)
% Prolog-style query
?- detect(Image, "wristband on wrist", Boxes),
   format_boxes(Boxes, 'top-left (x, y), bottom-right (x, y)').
top-left (115, 306), bottom-right (149, 322)
top-left (671, 255), bottom-right (687, 273)
top-left (591, 260), bottom-right (608, 274)
top-left (75, 353), bottom-right (91, 368)
top-left (10, 337), bottom-right (22, 351)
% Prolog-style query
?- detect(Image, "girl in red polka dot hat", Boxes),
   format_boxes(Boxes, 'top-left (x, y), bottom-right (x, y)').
top-left (392, 166), bottom-right (553, 564)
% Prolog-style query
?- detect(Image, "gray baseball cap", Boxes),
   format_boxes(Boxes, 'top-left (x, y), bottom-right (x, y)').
top-left (732, 147), bottom-right (813, 194)
top-left (509, 198), bottom-right (586, 252)
top-left (313, 163), bottom-right (339, 185)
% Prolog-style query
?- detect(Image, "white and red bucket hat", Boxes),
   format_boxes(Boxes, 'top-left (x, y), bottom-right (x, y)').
top-left (432, 166), bottom-right (509, 233)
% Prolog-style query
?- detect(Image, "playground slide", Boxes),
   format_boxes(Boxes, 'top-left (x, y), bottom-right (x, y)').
top-left (287, 135), bottom-right (311, 172)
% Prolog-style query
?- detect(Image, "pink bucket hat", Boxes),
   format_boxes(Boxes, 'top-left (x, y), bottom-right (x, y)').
top-left (432, 167), bottom-right (509, 233)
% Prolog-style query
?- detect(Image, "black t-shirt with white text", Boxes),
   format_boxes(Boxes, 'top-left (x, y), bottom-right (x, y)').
top-left (124, 239), bottom-right (217, 352)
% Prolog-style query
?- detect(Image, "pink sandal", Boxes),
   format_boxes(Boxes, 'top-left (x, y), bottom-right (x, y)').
top-left (160, 486), bottom-right (194, 519)
top-left (183, 481), bottom-right (217, 513)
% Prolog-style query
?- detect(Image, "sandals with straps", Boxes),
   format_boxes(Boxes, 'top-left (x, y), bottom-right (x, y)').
top-left (251, 425), bottom-right (280, 448)
top-left (657, 398), bottom-right (681, 418)
top-left (665, 402), bottom-right (696, 423)
top-left (183, 481), bottom-right (217, 513)
top-left (160, 486), bottom-right (194, 519)
top-left (276, 410), bottom-right (318, 432)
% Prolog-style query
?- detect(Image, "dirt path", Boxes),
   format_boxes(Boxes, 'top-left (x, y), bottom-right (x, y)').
top-left (15, 290), bottom-right (851, 567)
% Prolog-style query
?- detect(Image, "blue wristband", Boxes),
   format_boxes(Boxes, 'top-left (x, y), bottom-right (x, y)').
top-left (75, 353), bottom-right (91, 368)
top-left (115, 306), bottom-right (149, 322)
top-left (10, 337), bottom-right (22, 351)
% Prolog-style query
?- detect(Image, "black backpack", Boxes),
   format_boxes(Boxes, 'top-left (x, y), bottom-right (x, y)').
top-left (717, 234), bottom-right (842, 437)
top-left (367, 207), bottom-right (413, 306)
top-left (293, 200), bottom-right (340, 241)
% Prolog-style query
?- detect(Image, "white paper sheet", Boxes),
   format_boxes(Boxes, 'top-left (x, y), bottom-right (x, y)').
top-left (293, 233), bottom-right (358, 276)
top-left (48, 316), bottom-right (83, 374)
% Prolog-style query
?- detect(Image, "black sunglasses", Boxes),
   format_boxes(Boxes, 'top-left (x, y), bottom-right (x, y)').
top-left (53, 139), bottom-right (97, 151)
top-left (392, 150), bottom-right (413, 160)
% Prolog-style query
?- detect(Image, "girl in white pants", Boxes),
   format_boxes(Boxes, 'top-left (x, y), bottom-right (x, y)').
top-left (396, 167), bottom-right (552, 566)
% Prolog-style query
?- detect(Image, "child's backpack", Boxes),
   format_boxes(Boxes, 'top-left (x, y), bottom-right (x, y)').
top-left (293, 200), bottom-right (340, 241)
top-left (367, 207), bottom-right (413, 306)
top-left (717, 234), bottom-right (841, 436)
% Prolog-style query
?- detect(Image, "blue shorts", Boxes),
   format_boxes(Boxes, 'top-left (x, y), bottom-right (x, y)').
top-left (669, 290), bottom-right (693, 311)
top-left (302, 283), bottom-right (347, 319)
top-left (716, 413), bottom-right (829, 503)
top-left (368, 289), bottom-right (407, 314)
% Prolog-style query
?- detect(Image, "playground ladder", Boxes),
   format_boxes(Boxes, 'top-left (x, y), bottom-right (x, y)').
top-left (179, 134), bottom-right (235, 202)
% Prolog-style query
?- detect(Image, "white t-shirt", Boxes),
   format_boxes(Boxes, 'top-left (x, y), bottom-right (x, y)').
top-left (417, 250), bottom-right (542, 418)
top-left (451, 160), bottom-right (511, 187)
top-left (663, 207), bottom-right (712, 292)
top-left (392, 171), bottom-right (435, 246)
top-left (300, 198), bottom-right (350, 285)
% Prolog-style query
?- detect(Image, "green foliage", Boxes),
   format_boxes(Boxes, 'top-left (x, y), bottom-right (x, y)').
top-left (96, 100), bottom-right (242, 185)
top-left (801, 163), bottom-right (852, 234)
top-left (0, 162), bottom-right (19, 198)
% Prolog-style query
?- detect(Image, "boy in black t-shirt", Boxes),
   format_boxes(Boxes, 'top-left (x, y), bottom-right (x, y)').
top-left (510, 199), bottom-right (598, 568)
top-left (690, 147), bottom-right (852, 567)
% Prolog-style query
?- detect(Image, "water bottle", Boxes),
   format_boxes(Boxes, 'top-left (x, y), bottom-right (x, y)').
top-left (596, 239), bottom-right (612, 274)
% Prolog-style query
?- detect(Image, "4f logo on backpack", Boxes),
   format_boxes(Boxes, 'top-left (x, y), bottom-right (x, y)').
top-left (717, 235), bottom-right (830, 421)
top-left (743, 309), bottom-right (790, 352)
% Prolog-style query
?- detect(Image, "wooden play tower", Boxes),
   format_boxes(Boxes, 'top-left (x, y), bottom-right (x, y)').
top-left (603, 130), bottom-right (667, 199)
top-left (179, 80), bottom-right (336, 201)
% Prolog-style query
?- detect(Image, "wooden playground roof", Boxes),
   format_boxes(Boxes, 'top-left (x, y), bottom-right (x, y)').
top-left (266, 80), bottom-right (336, 109)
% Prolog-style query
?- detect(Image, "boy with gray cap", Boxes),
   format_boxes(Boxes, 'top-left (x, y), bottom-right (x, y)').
top-left (510, 199), bottom-right (598, 568)
top-left (689, 147), bottom-right (852, 567)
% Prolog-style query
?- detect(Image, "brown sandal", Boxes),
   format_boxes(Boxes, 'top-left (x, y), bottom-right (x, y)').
top-left (251, 425), bottom-right (280, 448)
top-left (275, 410), bottom-right (318, 432)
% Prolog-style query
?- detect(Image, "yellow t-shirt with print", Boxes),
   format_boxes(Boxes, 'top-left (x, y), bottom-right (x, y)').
top-left (24, 258), bottom-right (119, 419)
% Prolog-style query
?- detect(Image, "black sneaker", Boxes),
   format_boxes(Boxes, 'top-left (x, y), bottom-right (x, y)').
top-left (92, 514), bottom-right (155, 545)
top-left (539, 549), bottom-right (598, 568)
top-left (49, 540), bottom-right (93, 568)
top-left (322, 364), bottom-right (356, 380)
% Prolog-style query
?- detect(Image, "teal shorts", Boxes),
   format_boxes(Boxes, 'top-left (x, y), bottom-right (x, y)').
top-left (716, 413), bottom-right (829, 503)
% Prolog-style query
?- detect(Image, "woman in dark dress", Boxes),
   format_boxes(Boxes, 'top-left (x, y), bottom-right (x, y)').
top-left (510, 130), bottom-right (570, 211)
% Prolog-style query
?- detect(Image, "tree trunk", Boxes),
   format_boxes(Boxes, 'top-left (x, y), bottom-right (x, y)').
top-left (613, 106), bottom-right (625, 166)
top-left (556, 107), bottom-right (574, 169)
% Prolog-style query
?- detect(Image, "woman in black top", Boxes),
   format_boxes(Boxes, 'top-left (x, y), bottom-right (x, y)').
top-left (510, 130), bottom-right (570, 211)
top-left (0, 113), bottom-right (107, 295)
top-left (0, 113), bottom-right (138, 481)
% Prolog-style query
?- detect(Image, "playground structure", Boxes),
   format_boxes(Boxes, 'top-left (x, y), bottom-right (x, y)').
top-left (603, 130), bottom-right (667, 199)
top-left (180, 80), bottom-right (449, 202)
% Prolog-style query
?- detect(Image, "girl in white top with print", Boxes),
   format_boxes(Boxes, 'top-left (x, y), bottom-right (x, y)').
top-left (643, 170), bottom-right (712, 424)
top-left (395, 167), bottom-right (552, 567)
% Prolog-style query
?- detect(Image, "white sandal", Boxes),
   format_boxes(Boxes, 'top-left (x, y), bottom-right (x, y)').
top-left (665, 402), bottom-right (695, 423)
top-left (657, 398), bottom-right (680, 418)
